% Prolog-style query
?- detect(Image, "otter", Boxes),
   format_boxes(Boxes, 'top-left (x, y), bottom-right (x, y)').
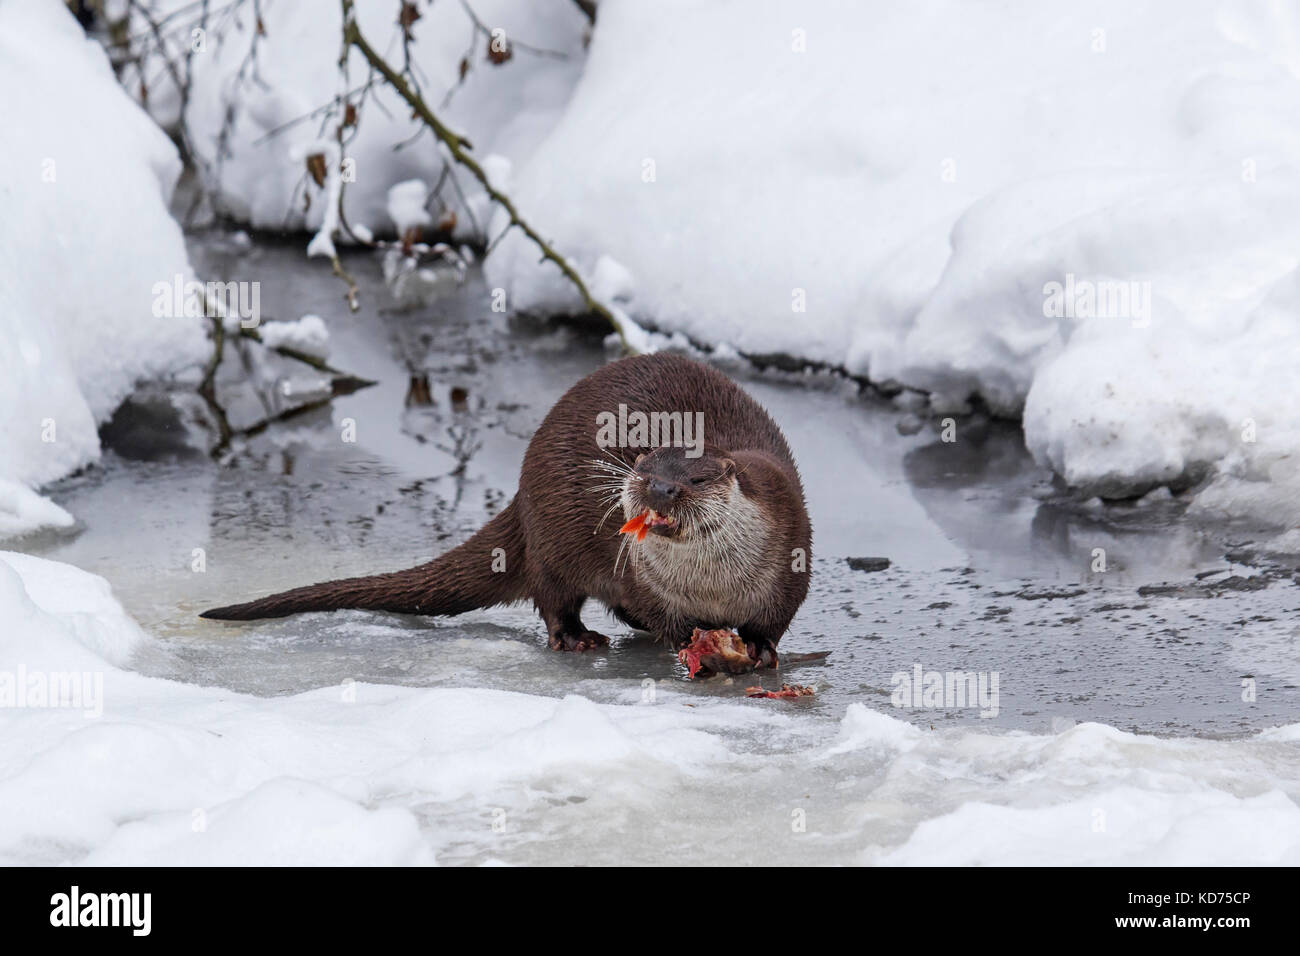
top-left (201, 353), bottom-right (812, 666)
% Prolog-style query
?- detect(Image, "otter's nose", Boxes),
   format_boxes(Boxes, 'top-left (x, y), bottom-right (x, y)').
top-left (646, 478), bottom-right (683, 506)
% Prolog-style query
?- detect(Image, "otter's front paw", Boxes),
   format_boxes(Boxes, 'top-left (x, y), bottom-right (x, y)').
top-left (547, 630), bottom-right (610, 652)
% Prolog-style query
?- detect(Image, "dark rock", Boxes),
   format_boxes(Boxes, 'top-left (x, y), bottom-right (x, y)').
top-left (846, 556), bottom-right (891, 573)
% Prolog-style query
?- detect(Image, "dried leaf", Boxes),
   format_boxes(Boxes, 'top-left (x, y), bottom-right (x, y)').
top-left (398, 2), bottom-right (421, 38)
top-left (305, 153), bottom-right (328, 188)
top-left (401, 225), bottom-right (422, 254)
top-left (405, 374), bottom-right (433, 408)
top-left (487, 38), bottom-right (512, 65)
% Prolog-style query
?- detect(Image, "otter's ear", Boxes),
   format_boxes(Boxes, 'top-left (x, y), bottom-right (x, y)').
top-left (634, 453), bottom-right (647, 467)
top-left (719, 458), bottom-right (736, 477)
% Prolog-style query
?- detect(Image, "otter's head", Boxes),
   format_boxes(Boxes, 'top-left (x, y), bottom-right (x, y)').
top-left (621, 445), bottom-right (737, 542)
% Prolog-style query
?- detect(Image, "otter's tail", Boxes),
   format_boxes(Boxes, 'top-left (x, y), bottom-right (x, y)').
top-left (200, 501), bottom-right (527, 621)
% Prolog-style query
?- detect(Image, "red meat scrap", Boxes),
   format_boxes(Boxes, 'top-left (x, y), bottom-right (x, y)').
top-left (745, 684), bottom-right (815, 700)
top-left (678, 627), bottom-right (755, 678)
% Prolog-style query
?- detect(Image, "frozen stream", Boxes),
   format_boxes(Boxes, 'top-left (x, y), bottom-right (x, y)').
top-left (11, 234), bottom-right (1300, 865)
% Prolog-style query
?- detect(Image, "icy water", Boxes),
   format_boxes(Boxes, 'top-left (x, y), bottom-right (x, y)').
top-left (15, 233), bottom-right (1300, 865)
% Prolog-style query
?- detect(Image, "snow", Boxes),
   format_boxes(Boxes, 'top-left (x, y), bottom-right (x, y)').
top-left (876, 787), bottom-right (1300, 866)
top-left (299, 142), bottom-right (343, 261)
top-left (386, 180), bottom-right (434, 235)
top-left (258, 315), bottom-right (331, 359)
top-left (0, 0), bottom-right (206, 539)
top-left (483, 0), bottom-right (1300, 529)
top-left (2, 551), bottom-right (1297, 866)
top-left (1025, 264), bottom-right (1300, 515)
top-left (0, 552), bottom-right (148, 671)
top-left (0, 481), bottom-right (74, 541)
top-left (120, 0), bottom-right (591, 243)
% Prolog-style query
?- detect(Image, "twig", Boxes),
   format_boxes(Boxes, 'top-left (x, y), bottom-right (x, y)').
top-left (196, 315), bottom-right (234, 449)
top-left (235, 327), bottom-right (372, 381)
top-left (455, 0), bottom-right (571, 60)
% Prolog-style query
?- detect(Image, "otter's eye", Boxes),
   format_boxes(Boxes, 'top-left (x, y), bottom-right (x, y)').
top-left (690, 475), bottom-right (711, 485)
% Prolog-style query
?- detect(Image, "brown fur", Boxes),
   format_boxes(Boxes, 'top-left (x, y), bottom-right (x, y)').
top-left (201, 353), bottom-right (812, 656)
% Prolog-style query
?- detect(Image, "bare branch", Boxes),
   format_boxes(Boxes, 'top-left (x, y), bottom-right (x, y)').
top-left (338, 0), bottom-right (640, 352)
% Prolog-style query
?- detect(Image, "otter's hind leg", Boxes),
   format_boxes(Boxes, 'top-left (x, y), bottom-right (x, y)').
top-left (537, 592), bottom-right (610, 652)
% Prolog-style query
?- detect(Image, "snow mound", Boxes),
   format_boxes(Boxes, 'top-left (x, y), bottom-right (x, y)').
top-left (0, 480), bottom-right (74, 541)
top-left (825, 702), bottom-right (922, 755)
top-left (0, 0), bottom-right (206, 538)
top-left (83, 778), bottom-right (433, 866)
top-left (0, 551), bottom-right (149, 669)
top-left (878, 787), bottom-right (1300, 866)
top-left (258, 315), bottom-right (330, 359)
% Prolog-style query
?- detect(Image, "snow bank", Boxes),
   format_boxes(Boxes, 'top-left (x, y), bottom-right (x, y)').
top-left (841, 711), bottom-right (1300, 866)
top-left (0, 0), bottom-right (206, 538)
top-left (879, 787), bottom-right (1300, 866)
top-left (0, 481), bottom-right (74, 541)
top-left (118, 0), bottom-right (590, 241)
top-left (2, 552), bottom-right (1297, 866)
top-left (486, 0), bottom-right (1300, 527)
top-left (0, 552), bottom-right (148, 670)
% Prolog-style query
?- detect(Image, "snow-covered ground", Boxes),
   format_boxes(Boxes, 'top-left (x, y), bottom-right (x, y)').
top-left (0, 0), bottom-right (206, 539)
top-left (3, 549), bottom-right (1297, 866)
